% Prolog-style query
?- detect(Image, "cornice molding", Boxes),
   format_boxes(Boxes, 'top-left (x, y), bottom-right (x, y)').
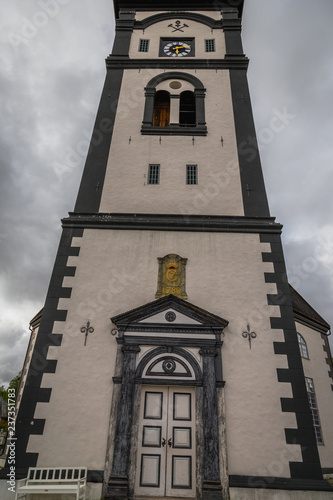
top-left (105, 57), bottom-right (249, 70)
top-left (293, 311), bottom-right (330, 335)
top-left (62, 213), bottom-right (282, 234)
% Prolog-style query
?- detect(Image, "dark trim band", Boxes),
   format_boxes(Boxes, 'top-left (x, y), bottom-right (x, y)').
top-left (106, 57), bottom-right (249, 70)
top-left (63, 213), bottom-right (282, 234)
top-left (113, 2), bottom-right (244, 18)
top-left (261, 233), bottom-right (323, 480)
top-left (229, 475), bottom-right (333, 491)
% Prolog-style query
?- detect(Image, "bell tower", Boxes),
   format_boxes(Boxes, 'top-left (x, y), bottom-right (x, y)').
top-left (3, 1), bottom-right (333, 500)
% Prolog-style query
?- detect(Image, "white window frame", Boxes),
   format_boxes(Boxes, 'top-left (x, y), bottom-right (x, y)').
top-left (297, 332), bottom-right (309, 359)
top-left (305, 377), bottom-right (324, 445)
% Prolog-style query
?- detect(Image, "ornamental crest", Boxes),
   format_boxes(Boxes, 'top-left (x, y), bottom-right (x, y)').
top-left (155, 254), bottom-right (187, 300)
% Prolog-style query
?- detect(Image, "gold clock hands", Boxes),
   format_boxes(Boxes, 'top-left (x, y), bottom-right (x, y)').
top-left (172, 44), bottom-right (190, 54)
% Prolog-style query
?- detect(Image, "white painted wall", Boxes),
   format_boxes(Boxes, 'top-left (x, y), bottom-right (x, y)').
top-left (26, 228), bottom-right (301, 478)
top-left (129, 16), bottom-right (226, 60)
top-left (100, 10), bottom-right (243, 217)
top-left (99, 66), bottom-right (243, 216)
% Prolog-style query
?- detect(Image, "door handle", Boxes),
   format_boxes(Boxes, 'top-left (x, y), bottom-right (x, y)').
top-left (168, 438), bottom-right (172, 448)
top-left (162, 438), bottom-right (166, 447)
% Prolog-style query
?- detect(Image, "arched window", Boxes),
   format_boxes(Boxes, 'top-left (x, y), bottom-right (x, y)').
top-left (141, 72), bottom-right (206, 136)
top-left (153, 91), bottom-right (170, 127)
top-left (297, 332), bottom-right (309, 359)
top-left (179, 91), bottom-right (196, 126)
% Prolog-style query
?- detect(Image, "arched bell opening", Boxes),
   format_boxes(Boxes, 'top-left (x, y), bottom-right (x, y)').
top-left (153, 90), bottom-right (170, 127)
top-left (179, 91), bottom-right (196, 126)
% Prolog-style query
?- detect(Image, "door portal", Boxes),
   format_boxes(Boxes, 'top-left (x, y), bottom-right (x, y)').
top-left (135, 386), bottom-right (196, 498)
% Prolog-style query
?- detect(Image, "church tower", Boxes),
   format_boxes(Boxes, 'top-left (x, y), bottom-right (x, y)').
top-left (2, 1), bottom-right (333, 499)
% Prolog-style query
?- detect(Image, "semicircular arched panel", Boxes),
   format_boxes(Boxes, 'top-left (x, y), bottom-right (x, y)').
top-left (136, 347), bottom-right (202, 382)
top-left (146, 356), bottom-right (192, 378)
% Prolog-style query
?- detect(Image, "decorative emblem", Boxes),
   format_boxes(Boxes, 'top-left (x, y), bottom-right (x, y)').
top-left (166, 261), bottom-right (178, 282)
top-left (81, 320), bottom-right (94, 346)
top-left (165, 311), bottom-right (176, 322)
top-left (242, 324), bottom-right (257, 349)
top-left (168, 20), bottom-right (189, 32)
top-left (162, 359), bottom-right (176, 374)
top-left (155, 254), bottom-right (188, 299)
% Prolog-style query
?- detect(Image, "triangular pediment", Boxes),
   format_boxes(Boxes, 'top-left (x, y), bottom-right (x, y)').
top-left (111, 294), bottom-right (228, 332)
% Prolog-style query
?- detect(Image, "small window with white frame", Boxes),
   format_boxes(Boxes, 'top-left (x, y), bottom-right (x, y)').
top-left (139, 39), bottom-right (150, 52)
top-left (305, 377), bottom-right (324, 445)
top-left (297, 332), bottom-right (309, 359)
top-left (148, 164), bottom-right (160, 184)
top-left (186, 165), bottom-right (198, 185)
top-left (205, 39), bottom-right (216, 52)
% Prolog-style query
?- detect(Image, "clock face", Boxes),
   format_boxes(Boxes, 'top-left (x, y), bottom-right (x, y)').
top-left (163, 40), bottom-right (193, 57)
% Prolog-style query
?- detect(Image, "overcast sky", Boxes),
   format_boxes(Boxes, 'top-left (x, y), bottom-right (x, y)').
top-left (0, 0), bottom-right (332, 386)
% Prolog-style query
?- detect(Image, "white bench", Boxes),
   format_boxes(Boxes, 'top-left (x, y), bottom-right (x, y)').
top-left (15, 467), bottom-right (87, 500)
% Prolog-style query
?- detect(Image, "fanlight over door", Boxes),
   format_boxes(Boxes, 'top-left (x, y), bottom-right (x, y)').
top-left (135, 386), bottom-right (196, 498)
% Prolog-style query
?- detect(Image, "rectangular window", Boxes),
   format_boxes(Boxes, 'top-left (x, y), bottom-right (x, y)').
top-left (205, 39), bottom-right (215, 52)
top-left (305, 377), bottom-right (324, 445)
top-left (186, 165), bottom-right (197, 185)
top-left (148, 164), bottom-right (160, 185)
top-left (139, 39), bottom-right (150, 52)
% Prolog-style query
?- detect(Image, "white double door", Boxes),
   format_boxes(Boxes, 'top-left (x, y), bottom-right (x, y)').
top-left (135, 386), bottom-right (196, 498)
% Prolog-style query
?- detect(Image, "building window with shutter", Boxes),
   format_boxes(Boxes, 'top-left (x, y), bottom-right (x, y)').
top-left (205, 39), bottom-right (216, 52)
top-left (305, 377), bottom-right (324, 445)
top-left (148, 164), bottom-right (160, 185)
top-left (186, 165), bottom-right (198, 185)
top-left (139, 39), bottom-right (150, 52)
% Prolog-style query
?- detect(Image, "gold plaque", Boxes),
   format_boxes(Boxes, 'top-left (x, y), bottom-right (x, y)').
top-left (155, 254), bottom-right (187, 299)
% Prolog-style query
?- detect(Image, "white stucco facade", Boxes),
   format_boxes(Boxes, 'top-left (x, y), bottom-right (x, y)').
top-left (26, 229), bottom-right (301, 478)
top-left (4, 5), bottom-right (333, 500)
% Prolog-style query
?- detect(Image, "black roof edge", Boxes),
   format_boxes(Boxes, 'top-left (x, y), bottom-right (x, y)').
top-left (289, 285), bottom-right (330, 333)
top-left (113, 0), bottom-right (244, 19)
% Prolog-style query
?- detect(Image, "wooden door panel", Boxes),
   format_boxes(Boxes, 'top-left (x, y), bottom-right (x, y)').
top-left (135, 387), bottom-right (168, 497)
top-left (173, 427), bottom-right (192, 448)
top-left (142, 426), bottom-right (162, 447)
top-left (166, 387), bottom-right (196, 497)
top-left (140, 454), bottom-right (161, 487)
top-left (144, 391), bottom-right (163, 419)
top-left (172, 456), bottom-right (192, 489)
